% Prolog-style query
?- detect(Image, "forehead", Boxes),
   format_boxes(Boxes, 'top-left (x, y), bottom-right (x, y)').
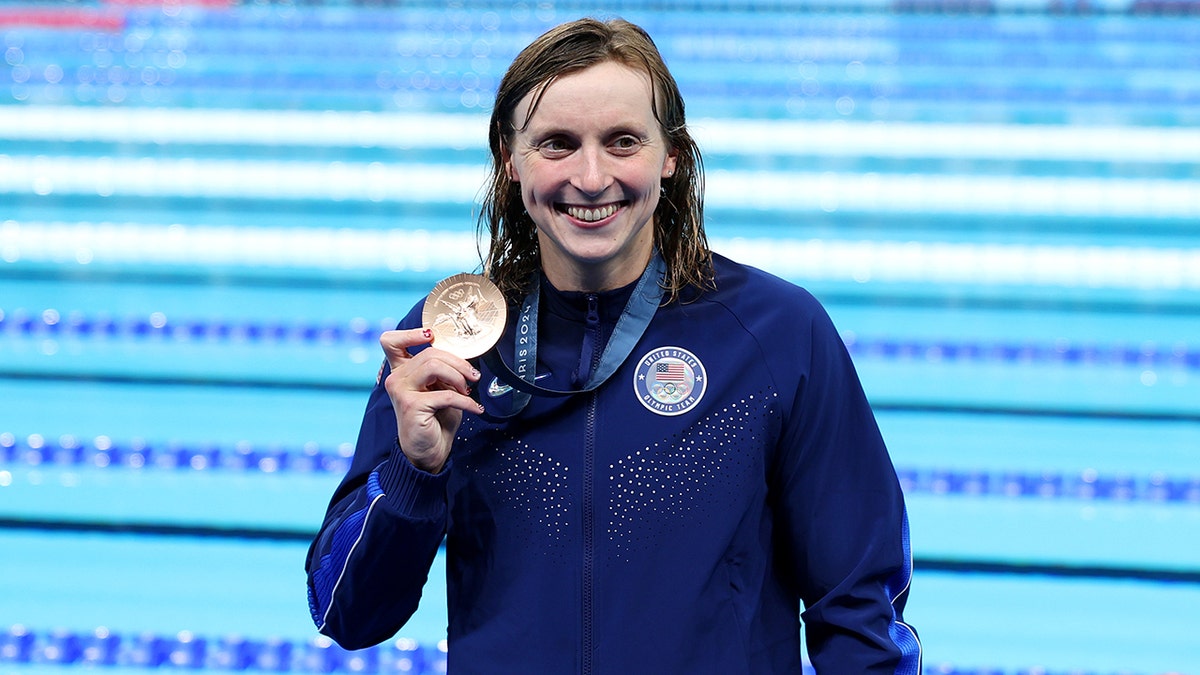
top-left (513, 60), bottom-right (659, 132)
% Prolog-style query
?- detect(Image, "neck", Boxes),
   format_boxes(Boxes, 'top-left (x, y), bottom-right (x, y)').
top-left (540, 250), bottom-right (653, 294)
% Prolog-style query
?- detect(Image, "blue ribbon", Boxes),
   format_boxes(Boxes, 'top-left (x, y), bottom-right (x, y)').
top-left (482, 252), bottom-right (666, 418)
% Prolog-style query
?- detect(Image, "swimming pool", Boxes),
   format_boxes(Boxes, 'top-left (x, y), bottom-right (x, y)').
top-left (2, 0), bottom-right (1198, 673)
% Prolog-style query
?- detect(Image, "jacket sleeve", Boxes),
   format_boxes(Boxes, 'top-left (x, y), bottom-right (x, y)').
top-left (772, 300), bottom-right (922, 674)
top-left (305, 312), bottom-right (450, 650)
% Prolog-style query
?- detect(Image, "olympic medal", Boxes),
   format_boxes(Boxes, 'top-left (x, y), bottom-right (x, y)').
top-left (422, 273), bottom-right (507, 360)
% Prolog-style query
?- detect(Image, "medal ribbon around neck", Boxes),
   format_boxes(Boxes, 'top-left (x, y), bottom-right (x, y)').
top-left (480, 251), bottom-right (667, 419)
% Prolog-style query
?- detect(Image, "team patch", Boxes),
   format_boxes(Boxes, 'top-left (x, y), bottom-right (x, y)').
top-left (633, 347), bottom-right (707, 416)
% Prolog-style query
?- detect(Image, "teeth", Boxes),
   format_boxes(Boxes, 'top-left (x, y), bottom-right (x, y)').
top-left (566, 204), bottom-right (617, 222)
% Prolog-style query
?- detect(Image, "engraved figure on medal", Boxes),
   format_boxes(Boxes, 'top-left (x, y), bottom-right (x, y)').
top-left (422, 274), bottom-right (507, 360)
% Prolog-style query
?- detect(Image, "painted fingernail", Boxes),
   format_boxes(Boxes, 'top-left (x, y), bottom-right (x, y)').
top-left (422, 328), bottom-right (433, 340)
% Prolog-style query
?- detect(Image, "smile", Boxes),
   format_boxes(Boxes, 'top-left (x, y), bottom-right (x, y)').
top-left (562, 203), bottom-right (621, 223)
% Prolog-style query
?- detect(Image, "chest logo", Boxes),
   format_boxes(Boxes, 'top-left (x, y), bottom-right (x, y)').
top-left (487, 372), bottom-right (551, 398)
top-left (633, 347), bottom-right (707, 416)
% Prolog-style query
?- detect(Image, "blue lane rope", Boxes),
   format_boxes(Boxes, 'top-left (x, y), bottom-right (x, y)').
top-left (0, 625), bottom-right (446, 674)
top-left (0, 309), bottom-right (383, 345)
top-left (0, 624), bottom-right (1180, 675)
top-left (894, 466), bottom-right (1200, 504)
top-left (2, 433), bottom-right (1196, 505)
top-left (2, 308), bottom-right (1197, 370)
top-left (0, 433), bottom-right (355, 476)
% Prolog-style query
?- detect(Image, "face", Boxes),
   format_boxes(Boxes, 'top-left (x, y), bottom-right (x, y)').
top-left (502, 60), bottom-right (678, 292)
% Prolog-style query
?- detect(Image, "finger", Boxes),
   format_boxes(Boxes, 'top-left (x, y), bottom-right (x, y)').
top-left (391, 387), bottom-right (485, 434)
top-left (380, 328), bottom-right (434, 369)
top-left (413, 388), bottom-right (486, 417)
top-left (393, 354), bottom-right (479, 397)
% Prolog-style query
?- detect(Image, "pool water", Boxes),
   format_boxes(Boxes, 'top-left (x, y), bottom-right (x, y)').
top-left (2, 1), bottom-right (1198, 673)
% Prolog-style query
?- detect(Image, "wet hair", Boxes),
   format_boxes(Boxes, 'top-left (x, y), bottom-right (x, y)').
top-left (479, 17), bottom-right (712, 304)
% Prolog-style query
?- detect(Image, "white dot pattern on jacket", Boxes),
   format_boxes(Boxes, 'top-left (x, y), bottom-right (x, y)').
top-left (490, 439), bottom-right (572, 537)
top-left (454, 391), bottom-right (776, 559)
top-left (607, 392), bottom-right (775, 560)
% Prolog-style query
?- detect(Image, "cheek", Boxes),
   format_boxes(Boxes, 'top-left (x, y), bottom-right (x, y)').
top-left (518, 179), bottom-right (553, 217)
top-left (522, 167), bottom-right (568, 207)
top-left (521, 180), bottom-right (545, 207)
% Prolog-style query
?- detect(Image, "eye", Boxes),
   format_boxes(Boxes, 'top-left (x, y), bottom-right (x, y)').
top-left (536, 136), bottom-right (575, 158)
top-left (610, 135), bottom-right (645, 155)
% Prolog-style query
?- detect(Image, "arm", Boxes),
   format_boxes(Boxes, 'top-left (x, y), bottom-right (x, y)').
top-left (305, 314), bottom-right (482, 650)
top-left (305, 379), bottom-right (448, 648)
top-left (773, 304), bottom-right (922, 674)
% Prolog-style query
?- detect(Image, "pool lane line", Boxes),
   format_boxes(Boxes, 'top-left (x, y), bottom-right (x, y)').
top-left (0, 6), bottom-right (125, 31)
top-left (2, 371), bottom-right (1200, 422)
top-left (2, 625), bottom-right (438, 672)
top-left (0, 370), bottom-right (370, 393)
top-left (4, 308), bottom-right (1199, 371)
top-left (3, 516), bottom-right (1198, 586)
top-left (9, 367), bottom-right (1200, 422)
top-left (916, 557), bottom-right (1200, 585)
top-left (7, 108), bottom-right (1200, 163)
top-left (6, 431), bottom-right (1197, 505)
top-left (0, 516), bottom-right (314, 542)
top-left (4, 267), bottom-right (1200, 316)
top-left (0, 264), bottom-right (447, 291)
top-left (872, 402), bottom-right (1200, 424)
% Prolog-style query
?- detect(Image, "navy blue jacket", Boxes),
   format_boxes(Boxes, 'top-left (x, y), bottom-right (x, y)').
top-left (307, 254), bottom-right (921, 673)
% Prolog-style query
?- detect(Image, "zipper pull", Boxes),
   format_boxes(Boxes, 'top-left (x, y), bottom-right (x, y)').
top-left (574, 294), bottom-right (601, 387)
top-left (586, 293), bottom-right (600, 327)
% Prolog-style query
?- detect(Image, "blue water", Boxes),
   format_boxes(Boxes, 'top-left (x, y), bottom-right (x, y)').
top-left (2, 1), bottom-right (1199, 673)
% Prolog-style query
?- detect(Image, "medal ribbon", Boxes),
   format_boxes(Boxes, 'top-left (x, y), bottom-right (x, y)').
top-left (481, 252), bottom-right (666, 418)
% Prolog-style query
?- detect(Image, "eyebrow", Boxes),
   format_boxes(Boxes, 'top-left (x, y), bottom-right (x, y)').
top-left (521, 121), bottom-right (652, 140)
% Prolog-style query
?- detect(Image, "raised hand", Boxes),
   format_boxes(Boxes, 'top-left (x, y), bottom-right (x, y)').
top-left (380, 327), bottom-right (483, 473)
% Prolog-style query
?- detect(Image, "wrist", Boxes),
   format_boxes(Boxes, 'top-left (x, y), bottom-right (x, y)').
top-left (409, 453), bottom-right (446, 474)
top-left (376, 441), bottom-right (451, 519)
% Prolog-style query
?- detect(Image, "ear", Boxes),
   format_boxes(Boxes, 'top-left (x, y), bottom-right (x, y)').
top-left (661, 146), bottom-right (678, 179)
top-left (500, 140), bottom-right (520, 183)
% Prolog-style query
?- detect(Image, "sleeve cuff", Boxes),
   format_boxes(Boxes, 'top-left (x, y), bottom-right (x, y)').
top-left (375, 441), bottom-right (451, 520)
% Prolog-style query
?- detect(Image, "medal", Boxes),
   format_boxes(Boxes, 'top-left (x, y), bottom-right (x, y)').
top-left (481, 251), bottom-right (667, 419)
top-left (422, 273), bottom-right (507, 360)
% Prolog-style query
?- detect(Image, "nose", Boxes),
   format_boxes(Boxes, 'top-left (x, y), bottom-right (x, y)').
top-left (571, 145), bottom-right (612, 196)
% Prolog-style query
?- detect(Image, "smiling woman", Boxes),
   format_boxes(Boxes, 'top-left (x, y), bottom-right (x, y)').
top-left (480, 18), bottom-right (711, 307)
top-left (500, 60), bottom-right (677, 293)
top-left (304, 17), bottom-right (922, 675)
top-left (4, 1), bottom-right (1200, 673)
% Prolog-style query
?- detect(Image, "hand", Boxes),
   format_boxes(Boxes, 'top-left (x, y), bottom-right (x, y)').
top-left (380, 327), bottom-right (483, 474)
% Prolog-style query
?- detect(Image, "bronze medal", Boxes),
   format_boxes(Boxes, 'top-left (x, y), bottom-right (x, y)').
top-left (422, 273), bottom-right (507, 360)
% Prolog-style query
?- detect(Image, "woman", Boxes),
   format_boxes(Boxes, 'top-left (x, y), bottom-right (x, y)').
top-left (306, 17), bottom-right (921, 674)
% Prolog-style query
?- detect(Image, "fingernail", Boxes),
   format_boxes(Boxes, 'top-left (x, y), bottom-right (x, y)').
top-left (470, 368), bottom-right (481, 380)
top-left (477, 403), bottom-right (486, 413)
top-left (422, 328), bottom-right (433, 340)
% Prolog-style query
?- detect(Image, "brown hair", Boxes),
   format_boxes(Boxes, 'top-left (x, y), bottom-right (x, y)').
top-left (479, 17), bottom-right (712, 304)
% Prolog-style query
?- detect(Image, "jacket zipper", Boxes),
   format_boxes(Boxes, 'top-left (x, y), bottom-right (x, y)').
top-left (582, 390), bottom-right (597, 674)
top-left (581, 294), bottom-right (600, 674)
